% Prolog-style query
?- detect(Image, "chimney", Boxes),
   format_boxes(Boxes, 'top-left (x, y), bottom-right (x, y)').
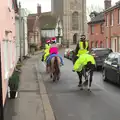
top-left (104, 0), bottom-right (111, 9)
top-left (37, 4), bottom-right (41, 15)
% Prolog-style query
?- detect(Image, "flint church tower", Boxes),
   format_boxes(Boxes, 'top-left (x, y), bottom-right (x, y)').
top-left (51, 0), bottom-right (87, 44)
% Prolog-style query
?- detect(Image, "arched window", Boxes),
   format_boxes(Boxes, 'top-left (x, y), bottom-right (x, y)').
top-left (72, 11), bottom-right (79, 30)
top-left (96, 41), bottom-right (98, 48)
top-left (100, 41), bottom-right (103, 48)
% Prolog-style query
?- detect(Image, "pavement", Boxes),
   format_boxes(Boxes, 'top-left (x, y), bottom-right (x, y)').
top-left (38, 50), bottom-right (120, 120)
top-left (4, 53), bottom-right (54, 120)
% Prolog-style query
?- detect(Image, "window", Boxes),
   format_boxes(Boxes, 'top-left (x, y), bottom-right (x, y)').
top-left (112, 54), bottom-right (119, 63)
top-left (96, 41), bottom-right (98, 48)
top-left (110, 12), bottom-right (113, 26)
top-left (118, 9), bottom-right (120, 24)
top-left (100, 41), bottom-right (103, 48)
top-left (106, 53), bottom-right (115, 61)
top-left (101, 24), bottom-right (104, 33)
top-left (106, 15), bottom-right (109, 26)
top-left (91, 25), bottom-right (94, 34)
top-left (4, 40), bottom-right (9, 79)
top-left (72, 12), bottom-right (79, 30)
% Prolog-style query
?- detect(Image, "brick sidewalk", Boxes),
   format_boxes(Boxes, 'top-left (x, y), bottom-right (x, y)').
top-left (4, 55), bottom-right (45, 120)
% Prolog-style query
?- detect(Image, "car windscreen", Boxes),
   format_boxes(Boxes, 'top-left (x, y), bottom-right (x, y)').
top-left (93, 49), bottom-right (112, 56)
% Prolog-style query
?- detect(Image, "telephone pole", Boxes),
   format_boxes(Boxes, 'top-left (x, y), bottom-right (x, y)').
top-left (19, 2), bottom-right (22, 62)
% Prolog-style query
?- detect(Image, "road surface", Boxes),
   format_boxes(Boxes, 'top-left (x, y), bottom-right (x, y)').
top-left (39, 51), bottom-right (120, 120)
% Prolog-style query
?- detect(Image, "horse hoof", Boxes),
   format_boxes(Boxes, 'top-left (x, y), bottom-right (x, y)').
top-left (53, 79), bottom-right (56, 82)
top-left (87, 89), bottom-right (91, 92)
top-left (80, 87), bottom-right (83, 90)
top-left (50, 75), bottom-right (52, 78)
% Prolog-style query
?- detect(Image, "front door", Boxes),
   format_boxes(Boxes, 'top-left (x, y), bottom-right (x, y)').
top-left (73, 33), bottom-right (77, 44)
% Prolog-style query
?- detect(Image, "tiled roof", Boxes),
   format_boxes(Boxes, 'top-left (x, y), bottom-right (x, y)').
top-left (88, 12), bottom-right (105, 24)
top-left (40, 12), bottom-right (57, 30)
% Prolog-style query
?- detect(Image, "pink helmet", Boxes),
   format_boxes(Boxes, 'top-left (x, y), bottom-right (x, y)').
top-left (46, 39), bottom-right (51, 43)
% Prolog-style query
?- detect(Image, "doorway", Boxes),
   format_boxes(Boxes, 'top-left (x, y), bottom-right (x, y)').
top-left (73, 33), bottom-right (77, 44)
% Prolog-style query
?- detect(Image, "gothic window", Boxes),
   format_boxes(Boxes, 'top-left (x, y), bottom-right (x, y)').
top-left (72, 11), bottom-right (79, 30)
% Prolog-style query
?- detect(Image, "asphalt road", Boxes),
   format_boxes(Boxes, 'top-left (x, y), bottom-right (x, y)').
top-left (39, 51), bottom-right (120, 120)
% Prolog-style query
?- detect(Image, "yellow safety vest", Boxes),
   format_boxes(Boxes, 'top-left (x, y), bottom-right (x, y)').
top-left (77, 41), bottom-right (88, 57)
top-left (45, 44), bottom-right (51, 49)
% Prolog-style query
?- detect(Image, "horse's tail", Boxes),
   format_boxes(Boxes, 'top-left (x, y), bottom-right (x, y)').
top-left (54, 56), bottom-right (60, 74)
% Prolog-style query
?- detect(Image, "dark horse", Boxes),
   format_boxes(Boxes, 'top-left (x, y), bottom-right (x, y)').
top-left (49, 56), bottom-right (61, 82)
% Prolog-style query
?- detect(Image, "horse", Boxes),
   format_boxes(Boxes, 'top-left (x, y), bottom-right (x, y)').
top-left (72, 52), bottom-right (95, 91)
top-left (49, 56), bottom-right (61, 82)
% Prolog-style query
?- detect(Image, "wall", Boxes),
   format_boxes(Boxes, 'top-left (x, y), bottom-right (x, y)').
top-left (105, 7), bottom-right (120, 52)
top-left (0, 0), bottom-right (16, 105)
top-left (15, 15), bottom-right (20, 62)
top-left (88, 23), bottom-right (105, 48)
top-left (41, 29), bottom-right (55, 38)
top-left (21, 8), bottom-right (28, 56)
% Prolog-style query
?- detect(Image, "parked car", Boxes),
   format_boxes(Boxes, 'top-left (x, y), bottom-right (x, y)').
top-left (102, 52), bottom-right (120, 85)
top-left (64, 48), bottom-right (73, 58)
top-left (90, 48), bottom-right (113, 68)
top-left (68, 50), bottom-right (75, 60)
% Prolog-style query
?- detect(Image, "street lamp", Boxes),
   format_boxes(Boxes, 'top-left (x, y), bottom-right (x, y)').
top-left (57, 20), bottom-right (61, 43)
top-left (57, 26), bottom-right (61, 43)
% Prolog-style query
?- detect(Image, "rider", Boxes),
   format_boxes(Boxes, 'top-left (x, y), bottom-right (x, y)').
top-left (73, 34), bottom-right (89, 64)
top-left (41, 39), bottom-right (51, 62)
top-left (73, 52), bottom-right (96, 87)
top-left (46, 40), bottom-right (64, 66)
top-left (73, 34), bottom-right (89, 87)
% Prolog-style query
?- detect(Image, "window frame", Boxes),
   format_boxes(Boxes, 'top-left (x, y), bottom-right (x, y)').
top-left (91, 25), bottom-right (94, 34)
top-left (100, 23), bottom-right (104, 34)
top-left (110, 12), bottom-right (114, 26)
top-left (118, 9), bottom-right (120, 24)
top-left (106, 14), bottom-right (109, 27)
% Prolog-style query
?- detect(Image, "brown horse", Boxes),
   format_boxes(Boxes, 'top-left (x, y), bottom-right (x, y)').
top-left (49, 56), bottom-right (61, 82)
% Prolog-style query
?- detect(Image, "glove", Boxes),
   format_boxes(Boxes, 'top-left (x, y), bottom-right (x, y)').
top-left (41, 58), bottom-right (44, 62)
top-left (72, 70), bottom-right (75, 72)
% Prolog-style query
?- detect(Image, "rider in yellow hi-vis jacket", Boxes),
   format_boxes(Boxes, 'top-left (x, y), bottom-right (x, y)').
top-left (73, 34), bottom-right (89, 87)
top-left (73, 35), bottom-right (89, 63)
top-left (73, 53), bottom-right (96, 88)
top-left (41, 40), bottom-right (51, 62)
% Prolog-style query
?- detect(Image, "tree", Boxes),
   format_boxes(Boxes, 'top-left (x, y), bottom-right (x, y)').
top-left (87, 5), bottom-right (103, 21)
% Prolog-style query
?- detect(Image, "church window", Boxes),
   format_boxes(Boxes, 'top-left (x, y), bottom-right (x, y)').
top-left (72, 11), bottom-right (79, 30)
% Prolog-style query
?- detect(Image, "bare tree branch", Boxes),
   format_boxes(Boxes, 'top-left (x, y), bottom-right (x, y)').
top-left (87, 5), bottom-right (103, 21)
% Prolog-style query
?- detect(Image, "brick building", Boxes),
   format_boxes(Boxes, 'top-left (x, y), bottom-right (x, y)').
top-left (88, 11), bottom-right (105, 48)
top-left (27, 4), bottom-right (41, 49)
top-left (105, 1), bottom-right (120, 52)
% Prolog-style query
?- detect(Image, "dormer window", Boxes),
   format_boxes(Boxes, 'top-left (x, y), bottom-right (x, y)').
top-left (90, 13), bottom-right (95, 20)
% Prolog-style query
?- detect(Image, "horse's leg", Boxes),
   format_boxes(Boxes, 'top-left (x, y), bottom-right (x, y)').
top-left (77, 72), bottom-right (82, 87)
top-left (88, 71), bottom-right (93, 91)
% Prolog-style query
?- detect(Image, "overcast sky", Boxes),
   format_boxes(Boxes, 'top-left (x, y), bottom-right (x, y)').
top-left (18, 0), bottom-right (118, 13)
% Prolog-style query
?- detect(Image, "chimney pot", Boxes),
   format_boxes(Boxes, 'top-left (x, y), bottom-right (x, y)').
top-left (104, 0), bottom-right (111, 9)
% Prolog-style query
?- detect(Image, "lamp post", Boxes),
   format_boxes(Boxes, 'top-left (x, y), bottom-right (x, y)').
top-left (57, 26), bottom-right (61, 43)
top-left (57, 19), bottom-right (61, 43)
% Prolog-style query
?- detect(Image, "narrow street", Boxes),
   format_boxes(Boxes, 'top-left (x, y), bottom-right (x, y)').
top-left (38, 50), bottom-right (120, 120)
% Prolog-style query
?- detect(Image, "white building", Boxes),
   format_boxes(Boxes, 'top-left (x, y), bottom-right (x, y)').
top-left (21, 8), bottom-right (28, 57)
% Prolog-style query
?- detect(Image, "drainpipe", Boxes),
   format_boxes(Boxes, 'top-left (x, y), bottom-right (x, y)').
top-left (0, 52), bottom-right (4, 120)
top-left (19, 2), bottom-right (22, 62)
